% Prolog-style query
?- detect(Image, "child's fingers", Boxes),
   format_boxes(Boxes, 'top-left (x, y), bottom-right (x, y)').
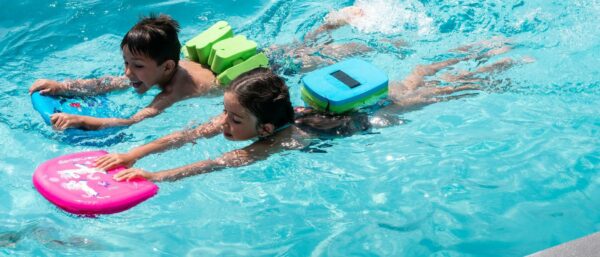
top-left (29, 81), bottom-right (43, 94)
top-left (114, 169), bottom-right (137, 181)
top-left (95, 156), bottom-right (112, 170)
top-left (97, 155), bottom-right (126, 170)
top-left (100, 160), bottom-right (118, 171)
top-left (113, 170), bottom-right (128, 181)
top-left (50, 114), bottom-right (64, 129)
top-left (52, 114), bottom-right (77, 130)
top-left (39, 88), bottom-right (51, 95)
top-left (95, 155), bottom-right (112, 165)
top-left (54, 117), bottom-right (66, 130)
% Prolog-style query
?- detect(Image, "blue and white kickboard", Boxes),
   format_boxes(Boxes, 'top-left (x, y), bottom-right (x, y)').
top-left (300, 58), bottom-right (389, 114)
top-left (31, 92), bottom-right (121, 141)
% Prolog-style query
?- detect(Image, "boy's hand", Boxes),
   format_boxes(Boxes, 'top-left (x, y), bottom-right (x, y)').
top-left (95, 153), bottom-right (138, 171)
top-left (50, 113), bottom-right (82, 130)
top-left (113, 168), bottom-right (157, 182)
top-left (29, 79), bottom-right (67, 95)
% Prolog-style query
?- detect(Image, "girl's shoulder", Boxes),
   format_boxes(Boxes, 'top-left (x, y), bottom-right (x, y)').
top-left (293, 107), bottom-right (371, 137)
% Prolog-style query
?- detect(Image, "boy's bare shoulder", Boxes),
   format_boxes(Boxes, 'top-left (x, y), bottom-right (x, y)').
top-left (178, 60), bottom-right (217, 87)
top-left (179, 60), bottom-right (212, 73)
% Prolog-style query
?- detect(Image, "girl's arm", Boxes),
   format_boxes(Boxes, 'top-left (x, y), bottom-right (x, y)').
top-left (95, 114), bottom-right (226, 170)
top-left (113, 134), bottom-right (285, 182)
top-left (29, 76), bottom-right (130, 96)
top-left (114, 149), bottom-right (252, 182)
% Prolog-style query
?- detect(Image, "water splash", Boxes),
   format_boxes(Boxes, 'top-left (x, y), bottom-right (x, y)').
top-left (348, 0), bottom-right (434, 35)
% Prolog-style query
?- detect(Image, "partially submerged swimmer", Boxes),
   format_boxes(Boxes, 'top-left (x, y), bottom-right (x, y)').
top-left (29, 14), bottom-right (218, 131)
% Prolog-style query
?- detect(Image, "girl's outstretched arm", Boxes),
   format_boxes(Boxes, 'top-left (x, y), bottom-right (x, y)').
top-left (29, 76), bottom-right (130, 96)
top-left (113, 149), bottom-right (252, 182)
top-left (95, 114), bottom-right (226, 170)
top-left (112, 133), bottom-right (290, 181)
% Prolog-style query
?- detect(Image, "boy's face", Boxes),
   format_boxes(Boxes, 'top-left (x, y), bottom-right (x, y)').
top-left (122, 46), bottom-right (166, 94)
top-left (221, 92), bottom-right (261, 141)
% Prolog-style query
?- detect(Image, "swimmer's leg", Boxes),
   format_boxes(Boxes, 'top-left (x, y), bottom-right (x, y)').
top-left (420, 84), bottom-right (480, 98)
top-left (300, 55), bottom-right (334, 72)
top-left (451, 36), bottom-right (510, 53)
top-left (440, 57), bottom-right (515, 82)
top-left (389, 58), bottom-right (463, 99)
top-left (319, 42), bottom-right (373, 60)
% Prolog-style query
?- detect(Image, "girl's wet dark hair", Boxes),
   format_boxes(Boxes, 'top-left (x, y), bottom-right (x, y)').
top-left (121, 14), bottom-right (181, 65)
top-left (227, 68), bottom-right (295, 129)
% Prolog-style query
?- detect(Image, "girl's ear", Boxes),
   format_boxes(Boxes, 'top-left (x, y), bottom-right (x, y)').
top-left (258, 123), bottom-right (275, 137)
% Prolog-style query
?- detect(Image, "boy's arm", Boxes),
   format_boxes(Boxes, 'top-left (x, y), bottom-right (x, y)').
top-left (95, 114), bottom-right (226, 170)
top-left (51, 90), bottom-right (180, 130)
top-left (51, 112), bottom-right (149, 130)
top-left (29, 76), bottom-right (129, 96)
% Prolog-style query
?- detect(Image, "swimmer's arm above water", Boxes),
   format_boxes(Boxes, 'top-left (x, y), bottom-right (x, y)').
top-left (113, 141), bottom-right (272, 182)
top-left (29, 76), bottom-right (130, 96)
top-left (112, 149), bottom-right (250, 182)
top-left (50, 90), bottom-right (183, 130)
top-left (49, 107), bottom-right (160, 130)
top-left (95, 114), bottom-right (226, 171)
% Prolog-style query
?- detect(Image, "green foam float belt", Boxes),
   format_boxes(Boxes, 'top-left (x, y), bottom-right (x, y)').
top-left (182, 21), bottom-right (269, 86)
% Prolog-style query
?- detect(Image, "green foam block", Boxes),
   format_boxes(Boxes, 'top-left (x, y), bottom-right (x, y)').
top-left (184, 21), bottom-right (233, 64)
top-left (209, 35), bottom-right (257, 74)
top-left (217, 53), bottom-right (269, 86)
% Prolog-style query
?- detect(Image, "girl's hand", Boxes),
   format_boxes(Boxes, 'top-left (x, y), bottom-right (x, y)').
top-left (29, 79), bottom-right (67, 95)
top-left (95, 153), bottom-right (137, 171)
top-left (113, 168), bottom-right (157, 182)
top-left (50, 113), bottom-right (83, 130)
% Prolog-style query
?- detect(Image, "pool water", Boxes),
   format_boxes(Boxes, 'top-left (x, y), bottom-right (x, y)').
top-left (1, 0), bottom-right (599, 256)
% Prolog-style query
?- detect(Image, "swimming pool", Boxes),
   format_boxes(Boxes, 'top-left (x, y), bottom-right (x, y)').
top-left (1, 0), bottom-right (599, 255)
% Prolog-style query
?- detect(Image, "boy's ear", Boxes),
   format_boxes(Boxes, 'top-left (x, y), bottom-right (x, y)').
top-left (258, 123), bottom-right (275, 137)
top-left (163, 60), bottom-right (176, 72)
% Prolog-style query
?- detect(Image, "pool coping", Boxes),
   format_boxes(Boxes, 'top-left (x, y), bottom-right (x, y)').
top-left (526, 232), bottom-right (600, 257)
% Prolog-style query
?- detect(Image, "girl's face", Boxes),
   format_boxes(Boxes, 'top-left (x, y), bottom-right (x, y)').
top-left (222, 92), bottom-right (261, 141)
top-left (122, 46), bottom-right (170, 94)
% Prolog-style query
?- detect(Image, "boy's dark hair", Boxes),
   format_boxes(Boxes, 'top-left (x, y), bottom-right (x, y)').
top-left (121, 14), bottom-right (181, 65)
top-left (227, 68), bottom-right (294, 129)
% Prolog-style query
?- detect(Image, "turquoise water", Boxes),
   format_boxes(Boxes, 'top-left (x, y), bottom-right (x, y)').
top-left (1, 0), bottom-right (599, 256)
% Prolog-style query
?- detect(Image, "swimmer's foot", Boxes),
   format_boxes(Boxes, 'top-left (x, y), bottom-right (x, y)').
top-left (442, 57), bottom-right (515, 81)
top-left (474, 45), bottom-right (512, 62)
top-left (380, 38), bottom-right (409, 48)
top-left (476, 57), bottom-right (515, 74)
top-left (451, 36), bottom-right (510, 53)
top-left (421, 83), bottom-right (480, 98)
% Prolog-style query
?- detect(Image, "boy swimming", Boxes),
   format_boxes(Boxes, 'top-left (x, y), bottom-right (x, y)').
top-left (29, 14), bottom-right (218, 130)
top-left (94, 44), bottom-right (519, 181)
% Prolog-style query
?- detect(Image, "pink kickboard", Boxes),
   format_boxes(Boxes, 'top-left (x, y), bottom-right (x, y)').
top-left (33, 150), bottom-right (158, 215)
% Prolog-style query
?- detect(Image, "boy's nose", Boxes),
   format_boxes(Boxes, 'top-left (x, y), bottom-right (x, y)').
top-left (124, 66), bottom-right (132, 77)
